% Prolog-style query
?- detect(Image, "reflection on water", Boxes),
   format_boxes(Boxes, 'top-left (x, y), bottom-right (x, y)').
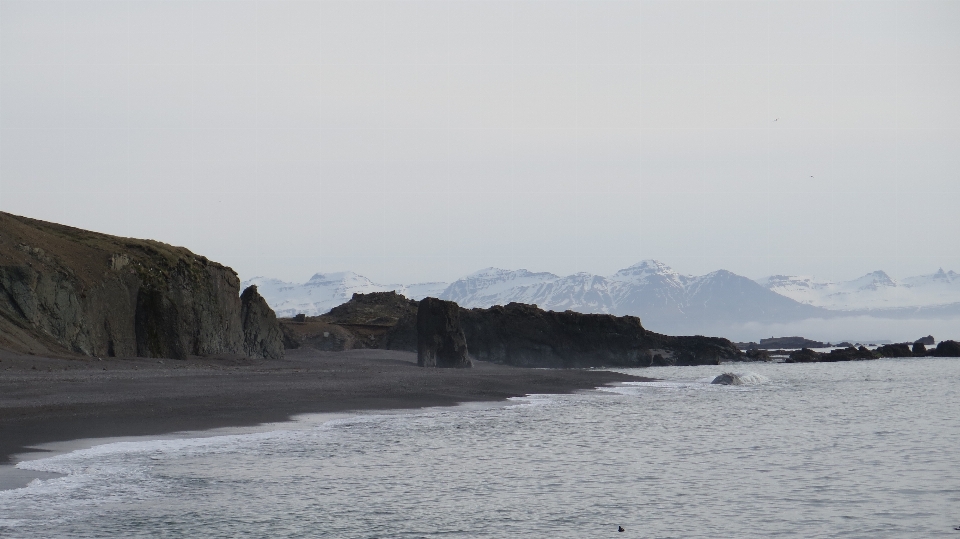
top-left (2, 357), bottom-right (959, 538)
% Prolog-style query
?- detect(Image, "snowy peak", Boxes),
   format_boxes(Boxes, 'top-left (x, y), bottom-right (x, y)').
top-left (757, 269), bottom-right (960, 310)
top-left (609, 259), bottom-right (680, 283)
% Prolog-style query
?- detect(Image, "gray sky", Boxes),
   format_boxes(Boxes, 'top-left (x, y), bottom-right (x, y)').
top-left (2, 0), bottom-right (958, 285)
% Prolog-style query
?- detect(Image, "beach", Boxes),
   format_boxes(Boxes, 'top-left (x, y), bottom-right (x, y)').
top-left (0, 348), bottom-right (647, 468)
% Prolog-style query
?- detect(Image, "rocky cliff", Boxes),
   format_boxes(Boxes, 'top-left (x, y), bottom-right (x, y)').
top-left (417, 297), bottom-right (470, 368)
top-left (0, 212), bottom-right (283, 360)
top-left (460, 302), bottom-right (743, 368)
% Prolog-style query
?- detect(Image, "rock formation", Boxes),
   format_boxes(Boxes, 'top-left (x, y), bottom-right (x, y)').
top-left (277, 291), bottom-right (418, 352)
top-left (459, 302), bottom-right (743, 368)
top-left (417, 297), bottom-right (470, 368)
top-left (931, 340), bottom-right (960, 357)
top-left (912, 342), bottom-right (927, 355)
top-left (0, 211), bottom-right (282, 360)
top-left (915, 335), bottom-right (935, 346)
top-left (240, 285), bottom-right (284, 360)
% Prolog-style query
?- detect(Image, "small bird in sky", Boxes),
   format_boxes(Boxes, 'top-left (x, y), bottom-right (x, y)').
top-left (774, 118), bottom-right (778, 122)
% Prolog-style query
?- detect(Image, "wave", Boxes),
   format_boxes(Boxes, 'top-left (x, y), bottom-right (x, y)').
top-left (711, 372), bottom-right (769, 386)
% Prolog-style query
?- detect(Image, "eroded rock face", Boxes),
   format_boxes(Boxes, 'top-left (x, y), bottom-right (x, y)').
top-left (459, 302), bottom-right (742, 368)
top-left (0, 211), bottom-right (283, 360)
top-left (240, 285), bottom-right (284, 360)
top-left (417, 297), bottom-right (470, 368)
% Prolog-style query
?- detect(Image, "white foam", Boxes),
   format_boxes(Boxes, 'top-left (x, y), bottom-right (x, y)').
top-left (711, 372), bottom-right (770, 386)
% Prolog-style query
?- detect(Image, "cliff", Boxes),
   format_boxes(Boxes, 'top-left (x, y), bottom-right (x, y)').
top-left (460, 302), bottom-right (743, 368)
top-left (0, 212), bottom-right (282, 360)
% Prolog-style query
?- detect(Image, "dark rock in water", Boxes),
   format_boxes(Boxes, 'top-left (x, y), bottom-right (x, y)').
top-left (459, 302), bottom-right (742, 368)
top-left (836, 341), bottom-right (854, 348)
top-left (931, 340), bottom-right (960, 357)
top-left (912, 342), bottom-right (927, 356)
top-left (874, 343), bottom-right (912, 358)
top-left (417, 297), bottom-right (471, 368)
top-left (712, 373), bottom-right (738, 385)
top-left (240, 285), bottom-right (284, 360)
top-left (786, 348), bottom-right (821, 363)
top-left (757, 336), bottom-right (827, 349)
top-left (821, 346), bottom-right (878, 362)
top-left (915, 335), bottom-right (935, 346)
top-left (0, 211), bottom-right (282, 360)
top-left (744, 348), bottom-right (771, 362)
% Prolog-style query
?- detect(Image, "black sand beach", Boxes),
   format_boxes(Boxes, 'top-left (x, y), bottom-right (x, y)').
top-left (0, 348), bottom-right (648, 468)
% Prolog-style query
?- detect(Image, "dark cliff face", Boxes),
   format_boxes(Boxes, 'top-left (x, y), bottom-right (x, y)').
top-left (417, 297), bottom-right (470, 368)
top-left (0, 211), bottom-right (283, 360)
top-left (460, 302), bottom-right (742, 368)
top-left (240, 285), bottom-right (285, 360)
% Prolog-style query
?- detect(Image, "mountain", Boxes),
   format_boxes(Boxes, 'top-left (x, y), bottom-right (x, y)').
top-left (241, 272), bottom-right (446, 318)
top-left (758, 268), bottom-right (960, 310)
top-left (440, 260), bottom-right (825, 335)
top-left (247, 262), bottom-right (960, 341)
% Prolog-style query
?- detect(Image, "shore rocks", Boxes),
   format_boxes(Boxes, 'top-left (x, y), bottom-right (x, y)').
top-left (0, 211), bottom-right (283, 360)
top-left (931, 340), bottom-right (960, 357)
top-left (873, 343), bottom-right (912, 358)
top-left (417, 297), bottom-right (471, 368)
top-left (912, 342), bottom-right (927, 355)
top-left (915, 335), bottom-right (935, 346)
top-left (786, 348), bottom-right (821, 363)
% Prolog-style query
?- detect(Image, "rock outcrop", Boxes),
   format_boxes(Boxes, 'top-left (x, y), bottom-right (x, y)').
top-left (240, 285), bottom-right (284, 360)
top-left (277, 291), bottom-right (418, 352)
top-left (0, 211), bottom-right (282, 360)
top-left (912, 342), bottom-right (927, 355)
top-left (915, 335), bottom-right (935, 346)
top-left (459, 302), bottom-right (743, 368)
top-left (417, 297), bottom-right (470, 368)
top-left (931, 340), bottom-right (960, 357)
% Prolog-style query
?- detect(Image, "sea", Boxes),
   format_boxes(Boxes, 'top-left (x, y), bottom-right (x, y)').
top-left (1, 356), bottom-right (959, 538)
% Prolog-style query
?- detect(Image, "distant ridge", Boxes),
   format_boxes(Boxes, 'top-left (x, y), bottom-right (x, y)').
top-left (247, 261), bottom-right (960, 340)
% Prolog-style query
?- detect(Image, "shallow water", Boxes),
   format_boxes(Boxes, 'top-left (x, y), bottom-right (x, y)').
top-left (2, 357), bottom-right (959, 538)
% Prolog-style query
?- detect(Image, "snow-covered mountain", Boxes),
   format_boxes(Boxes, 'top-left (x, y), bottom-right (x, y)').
top-left (438, 260), bottom-right (824, 334)
top-left (245, 263), bottom-right (960, 340)
top-left (240, 272), bottom-right (446, 318)
top-left (758, 268), bottom-right (960, 310)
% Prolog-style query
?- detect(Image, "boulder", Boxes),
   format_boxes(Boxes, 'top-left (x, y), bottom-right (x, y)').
top-left (931, 340), bottom-right (960, 357)
top-left (240, 285), bottom-right (284, 360)
top-left (417, 297), bottom-right (471, 368)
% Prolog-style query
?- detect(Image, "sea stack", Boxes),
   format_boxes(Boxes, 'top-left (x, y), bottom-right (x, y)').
top-left (416, 297), bottom-right (471, 368)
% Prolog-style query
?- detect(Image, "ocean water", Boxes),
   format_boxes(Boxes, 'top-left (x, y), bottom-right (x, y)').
top-left (2, 357), bottom-right (959, 538)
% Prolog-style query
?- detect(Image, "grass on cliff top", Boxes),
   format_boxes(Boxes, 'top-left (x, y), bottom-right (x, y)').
top-left (0, 211), bottom-right (235, 287)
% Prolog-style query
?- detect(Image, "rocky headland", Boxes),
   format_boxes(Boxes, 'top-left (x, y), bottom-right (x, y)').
top-left (279, 293), bottom-right (746, 368)
top-left (0, 212), bottom-right (282, 360)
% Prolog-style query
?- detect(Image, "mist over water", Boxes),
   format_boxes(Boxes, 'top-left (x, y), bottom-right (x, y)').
top-left (2, 357), bottom-right (959, 538)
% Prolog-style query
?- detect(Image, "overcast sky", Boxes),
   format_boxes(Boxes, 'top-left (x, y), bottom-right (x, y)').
top-left (1, 0), bottom-right (958, 285)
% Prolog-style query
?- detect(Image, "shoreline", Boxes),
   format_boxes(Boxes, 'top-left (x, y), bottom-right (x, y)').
top-left (0, 348), bottom-right (649, 486)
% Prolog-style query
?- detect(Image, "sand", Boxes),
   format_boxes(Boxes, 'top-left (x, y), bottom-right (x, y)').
top-left (0, 348), bottom-right (649, 468)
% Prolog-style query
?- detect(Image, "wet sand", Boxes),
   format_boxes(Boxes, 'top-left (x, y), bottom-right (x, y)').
top-left (0, 348), bottom-right (648, 467)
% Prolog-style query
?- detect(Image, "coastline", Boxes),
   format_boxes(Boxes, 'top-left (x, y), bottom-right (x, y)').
top-left (0, 348), bottom-right (648, 482)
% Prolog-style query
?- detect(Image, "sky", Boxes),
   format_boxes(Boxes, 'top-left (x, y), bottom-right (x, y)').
top-left (1, 0), bottom-right (958, 285)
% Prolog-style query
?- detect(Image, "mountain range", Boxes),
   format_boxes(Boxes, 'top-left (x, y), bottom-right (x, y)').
top-left (243, 261), bottom-right (960, 339)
